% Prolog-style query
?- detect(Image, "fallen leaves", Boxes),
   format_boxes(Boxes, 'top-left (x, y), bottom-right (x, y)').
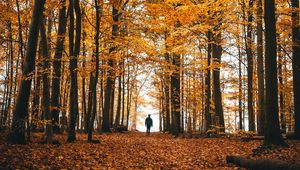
top-left (0, 132), bottom-right (300, 169)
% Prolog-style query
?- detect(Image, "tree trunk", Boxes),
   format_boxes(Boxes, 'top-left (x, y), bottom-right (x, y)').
top-left (164, 51), bottom-right (171, 131)
top-left (205, 31), bottom-right (212, 131)
top-left (40, 16), bottom-right (52, 143)
top-left (67, 0), bottom-right (81, 142)
top-left (171, 54), bottom-right (181, 136)
top-left (126, 62), bottom-right (131, 129)
top-left (238, 39), bottom-right (243, 130)
top-left (256, 0), bottom-right (264, 135)
top-left (88, 0), bottom-right (101, 141)
top-left (8, 0), bottom-right (45, 144)
top-left (115, 72), bottom-right (122, 127)
top-left (51, 0), bottom-right (67, 134)
top-left (121, 59), bottom-right (125, 126)
top-left (291, 0), bottom-right (300, 139)
top-left (246, 0), bottom-right (255, 131)
top-left (212, 33), bottom-right (225, 130)
top-left (263, 0), bottom-right (286, 146)
top-left (102, 6), bottom-right (119, 132)
top-left (278, 38), bottom-right (286, 132)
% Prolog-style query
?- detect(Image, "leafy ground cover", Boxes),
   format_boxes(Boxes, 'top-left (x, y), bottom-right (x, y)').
top-left (0, 131), bottom-right (299, 169)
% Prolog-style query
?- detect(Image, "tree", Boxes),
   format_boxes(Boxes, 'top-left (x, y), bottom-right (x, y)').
top-left (40, 15), bottom-right (52, 143)
top-left (171, 54), bottom-right (181, 136)
top-left (205, 31), bottom-right (212, 131)
top-left (87, 0), bottom-right (102, 141)
top-left (291, 0), bottom-right (300, 139)
top-left (245, 0), bottom-right (255, 131)
top-left (256, 0), bottom-right (264, 135)
top-left (212, 32), bottom-right (225, 130)
top-left (102, 4), bottom-right (120, 132)
top-left (51, 0), bottom-right (67, 134)
top-left (263, 0), bottom-right (286, 146)
top-left (67, 0), bottom-right (81, 142)
top-left (8, 0), bottom-right (45, 144)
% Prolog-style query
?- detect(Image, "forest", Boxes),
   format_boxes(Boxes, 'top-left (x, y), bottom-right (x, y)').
top-left (0, 0), bottom-right (299, 169)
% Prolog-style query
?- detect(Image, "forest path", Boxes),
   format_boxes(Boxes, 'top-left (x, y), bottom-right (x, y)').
top-left (1, 131), bottom-right (300, 169)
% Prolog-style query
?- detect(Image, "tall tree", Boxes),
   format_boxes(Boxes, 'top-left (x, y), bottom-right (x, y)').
top-left (291, 0), bottom-right (300, 139)
top-left (171, 54), bottom-right (181, 136)
top-left (87, 0), bottom-right (102, 141)
top-left (102, 4), bottom-right (120, 132)
top-left (205, 31), bottom-right (212, 131)
top-left (40, 15), bottom-right (52, 143)
top-left (263, 0), bottom-right (286, 146)
top-left (51, 0), bottom-right (67, 133)
top-left (246, 0), bottom-right (255, 131)
top-left (164, 50), bottom-right (171, 132)
top-left (67, 0), bottom-right (81, 142)
top-left (256, 0), bottom-right (264, 135)
top-left (8, 0), bottom-right (45, 144)
top-left (212, 32), bottom-right (225, 130)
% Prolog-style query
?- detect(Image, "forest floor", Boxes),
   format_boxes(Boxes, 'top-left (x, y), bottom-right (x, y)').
top-left (0, 131), bottom-right (300, 169)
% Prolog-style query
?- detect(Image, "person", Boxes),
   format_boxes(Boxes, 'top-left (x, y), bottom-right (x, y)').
top-left (145, 114), bottom-right (153, 135)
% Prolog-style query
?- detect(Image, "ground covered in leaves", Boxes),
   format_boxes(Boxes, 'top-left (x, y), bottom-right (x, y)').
top-left (0, 131), bottom-right (300, 169)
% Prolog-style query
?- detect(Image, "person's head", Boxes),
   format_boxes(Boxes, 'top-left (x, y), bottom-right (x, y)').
top-left (148, 114), bottom-right (151, 117)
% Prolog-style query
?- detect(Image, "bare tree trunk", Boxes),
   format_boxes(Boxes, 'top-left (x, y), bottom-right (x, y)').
top-left (291, 0), bottom-right (300, 139)
top-left (40, 16), bottom-right (52, 143)
top-left (67, 0), bottom-right (81, 142)
top-left (88, 0), bottom-right (102, 141)
top-left (126, 62), bottom-right (131, 129)
top-left (212, 33), bottom-right (224, 130)
top-left (238, 39), bottom-right (243, 130)
top-left (102, 5), bottom-right (120, 132)
top-left (246, 0), bottom-right (255, 131)
top-left (205, 31), bottom-right (212, 131)
top-left (121, 59), bottom-right (125, 126)
top-left (256, 0), bottom-right (264, 135)
top-left (164, 51), bottom-right (171, 131)
top-left (171, 54), bottom-right (181, 136)
top-left (263, 0), bottom-right (286, 146)
top-left (51, 0), bottom-right (67, 134)
top-left (277, 37), bottom-right (286, 133)
top-left (115, 71), bottom-right (122, 127)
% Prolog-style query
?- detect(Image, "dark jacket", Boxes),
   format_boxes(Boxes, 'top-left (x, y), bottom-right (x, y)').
top-left (145, 117), bottom-right (153, 127)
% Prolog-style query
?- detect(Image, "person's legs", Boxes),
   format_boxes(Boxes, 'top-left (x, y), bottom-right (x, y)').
top-left (146, 126), bottom-right (150, 135)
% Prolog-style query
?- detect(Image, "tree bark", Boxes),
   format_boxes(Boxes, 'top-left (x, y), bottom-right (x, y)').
top-left (205, 31), bottom-right (212, 131)
top-left (291, 0), bottom-right (300, 139)
top-left (67, 0), bottom-right (81, 142)
top-left (212, 33), bottom-right (225, 130)
top-left (164, 51), bottom-right (171, 132)
top-left (256, 0), bottom-right (264, 135)
top-left (40, 16), bottom-right (52, 143)
top-left (88, 0), bottom-right (101, 141)
top-left (102, 4), bottom-right (120, 132)
top-left (238, 38), bottom-right (243, 130)
top-left (278, 38), bottom-right (286, 132)
top-left (171, 54), bottom-right (181, 136)
top-left (246, 0), bottom-right (255, 131)
top-left (263, 0), bottom-right (286, 146)
top-left (115, 70), bottom-right (122, 127)
top-left (51, 0), bottom-right (67, 134)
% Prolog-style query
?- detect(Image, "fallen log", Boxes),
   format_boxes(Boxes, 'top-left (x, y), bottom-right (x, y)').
top-left (226, 155), bottom-right (300, 170)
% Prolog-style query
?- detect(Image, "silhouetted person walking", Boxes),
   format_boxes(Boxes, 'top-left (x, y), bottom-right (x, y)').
top-left (145, 114), bottom-right (153, 135)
